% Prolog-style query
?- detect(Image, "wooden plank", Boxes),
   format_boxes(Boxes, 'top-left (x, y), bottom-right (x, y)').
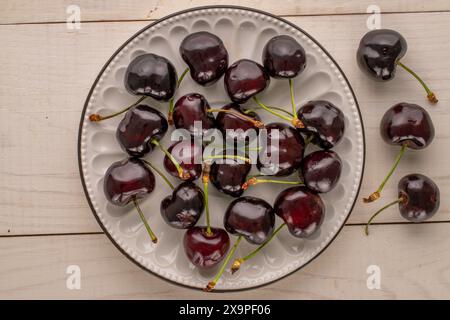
top-left (1, 12), bottom-right (449, 236)
top-left (1, 0), bottom-right (450, 25)
top-left (1, 223), bottom-right (450, 299)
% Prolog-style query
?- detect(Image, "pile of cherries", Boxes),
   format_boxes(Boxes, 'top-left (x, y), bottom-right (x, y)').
top-left (90, 26), bottom-right (441, 291)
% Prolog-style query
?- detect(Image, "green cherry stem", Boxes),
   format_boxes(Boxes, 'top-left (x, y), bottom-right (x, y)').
top-left (244, 106), bottom-right (294, 118)
top-left (141, 159), bottom-right (174, 190)
top-left (363, 143), bottom-right (407, 203)
top-left (133, 198), bottom-right (157, 243)
top-left (151, 139), bottom-right (191, 180)
top-left (242, 177), bottom-right (304, 190)
top-left (231, 223), bottom-right (286, 274)
top-left (205, 235), bottom-right (243, 292)
top-left (204, 154), bottom-right (251, 164)
top-left (253, 96), bottom-right (304, 128)
top-left (89, 96), bottom-right (146, 122)
top-left (289, 79), bottom-right (298, 119)
top-left (202, 162), bottom-right (213, 236)
top-left (396, 60), bottom-right (438, 104)
top-left (168, 67), bottom-right (190, 124)
top-left (365, 196), bottom-right (405, 236)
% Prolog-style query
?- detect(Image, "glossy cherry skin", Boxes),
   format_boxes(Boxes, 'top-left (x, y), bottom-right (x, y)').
top-left (297, 100), bottom-right (345, 149)
top-left (163, 140), bottom-right (203, 181)
top-left (257, 123), bottom-right (305, 176)
top-left (183, 227), bottom-right (230, 268)
top-left (160, 181), bottom-right (205, 229)
top-left (224, 59), bottom-right (270, 103)
top-left (116, 105), bottom-right (168, 157)
top-left (274, 186), bottom-right (325, 238)
top-left (124, 53), bottom-right (178, 101)
top-left (357, 29), bottom-right (407, 81)
top-left (224, 196), bottom-right (275, 245)
top-left (173, 93), bottom-right (216, 137)
top-left (210, 157), bottom-right (251, 198)
top-left (103, 158), bottom-right (155, 206)
top-left (180, 31), bottom-right (228, 86)
top-left (381, 103), bottom-right (435, 150)
top-left (215, 103), bottom-right (261, 144)
top-left (398, 174), bottom-right (440, 222)
top-left (262, 35), bottom-right (306, 79)
top-left (300, 150), bottom-right (342, 193)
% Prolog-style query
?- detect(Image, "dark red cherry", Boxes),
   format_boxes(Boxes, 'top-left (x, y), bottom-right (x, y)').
top-left (103, 158), bottom-right (155, 206)
top-left (224, 196), bottom-right (275, 245)
top-left (257, 123), bottom-right (305, 176)
top-left (297, 100), bottom-right (345, 149)
top-left (274, 186), bottom-right (325, 238)
top-left (381, 102), bottom-right (435, 150)
top-left (210, 157), bottom-right (251, 198)
top-left (160, 181), bottom-right (205, 229)
top-left (224, 59), bottom-right (270, 103)
top-left (116, 105), bottom-right (168, 157)
top-left (173, 93), bottom-right (216, 136)
top-left (183, 227), bottom-right (230, 268)
top-left (163, 140), bottom-right (203, 181)
top-left (180, 31), bottom-right (228, 86)
top-left (357, 29), bottom-right (406, 82)
top-left (398, 174), bottom-right (440, 222)
top-left (262, 35), bottom-right (306, 79)
top-left (124, 53), bottom-right (178, 101)
top-left (215, 103), bottom-right (261, 144)
top-left (300, 150), bottom-right (342, 193)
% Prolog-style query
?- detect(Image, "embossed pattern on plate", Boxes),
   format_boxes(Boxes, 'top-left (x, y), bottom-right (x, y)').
top-left (79, 6), bottom-right (364, 290)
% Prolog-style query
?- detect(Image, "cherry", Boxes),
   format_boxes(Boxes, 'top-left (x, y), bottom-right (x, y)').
top-left (262, 35), bottom-right (306, 79)
top-left (357, 29), bottom-right (437, 103)
top-left (365, 174), bottom-right (440, 235)
top-left (215, 103), bottom-right (263, 144)
top-left (103, 158), bottom-right (157, 243)
top-left (163, 140), bottom-right (203, 181)
top-left (116, 104), bottom-right (168, 157)
top-left (297, 100), bottom-right (345, 149)
top-left (210, 156), bottom-right (251, 198)
top-left (274, 186), bottom-right (325, 238)
top-left (300, 150), bottom-right (342, 193)
top-left (224, 59), bottom-right (270, 103)
top-left (124, 53), bottom-right (178, 101)
top-left (173, 93), bottom-right (216, 137)
top-left (183, 227), bottom-right (230, 268)
top-left (161, 181), bottom-right (205, 229)
top-left (257, 122), bottom-right (305, 176)
top-left (364, 102), bottom-right (435, 202)
top-left (180, 31), bottom-right (229, 86)
top-left (224, 196), bottom-right (275, 245)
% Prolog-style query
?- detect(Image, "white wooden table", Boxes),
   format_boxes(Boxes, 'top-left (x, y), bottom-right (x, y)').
top-left (1, 1), bottom-right (450, 299)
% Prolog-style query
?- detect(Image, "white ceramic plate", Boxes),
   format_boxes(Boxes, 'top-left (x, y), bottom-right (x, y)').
top-left (78, 6), bottom-right (365, 291)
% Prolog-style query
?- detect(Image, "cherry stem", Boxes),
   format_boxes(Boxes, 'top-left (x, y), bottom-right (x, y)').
top-left (289, 79), bottom-right (298, 119)
top-left (89, 96), bottom-right (146, 122)
top-left (304, 134), bottom-right (314, 147)
top-left (244, 106), bottom-right (294, 118)
top-left (204, 154), bottom-right (251, 164)
top-left (231, 223), bottom-right (286, 274)
top-left (253, 96), bottom-right (304, 128)
top-left (205, 235), bottom-right (243, 292)
top-left (365, 197), bottom-right (405, 236)
top-left (202, 162), bottom-right (213, 236)
top-left (396, 60), bottom-right (438, 104)
top-left (242, 177), bottom-right (303, 190)
top-left (132, 198), bottom-right (157, 243)
top-left (363, 143), bottom-right (407, 203)
top-left (168, 67), bottom-right (190, 124)
top-left (207, 109), bottom-right (265, 129)
top-left (151, 139), bottom-right (190, 180)
top-left (141, 159), bottom-right (174, 190)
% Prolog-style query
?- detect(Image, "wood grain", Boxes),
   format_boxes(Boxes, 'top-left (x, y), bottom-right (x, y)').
top-left (1, 1), bottom-right (450, 24)
top-left (1, 12), bottom-right (449, 236)
top-left (1, 223), bottom-right (449, 299)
